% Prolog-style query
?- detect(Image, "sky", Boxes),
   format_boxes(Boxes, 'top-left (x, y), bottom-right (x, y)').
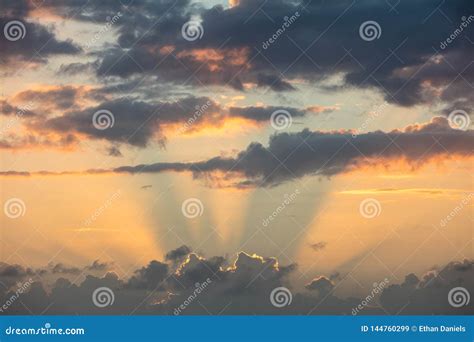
top-left (0, 0), bottom-right (473, 315)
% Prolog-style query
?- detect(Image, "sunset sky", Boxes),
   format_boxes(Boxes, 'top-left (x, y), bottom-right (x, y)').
top-left (0, 0), bottom-right (473, 315)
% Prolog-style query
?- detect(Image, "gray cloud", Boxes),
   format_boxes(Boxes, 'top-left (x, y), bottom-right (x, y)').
top-left (381, 260), bottom-right (474, 314)
top-left (51, 263), bottom-right (82, 275)
top-left (0, 263), bottom-right (34, 288)
top-left (310, 241), bottom-right (327, 251)
top-left (3, 0), bottom-right (473, 116)
top-left (0, 249), bottom-right (471, 315)
top-left (126, 260), bottom-right (169, 291)
top-left (165, 245), bottom-right (192, 262)
top-left (0, 0), bottom-right (81, 68)
top-left (305, 276), bottom-right (334, 295)
top-left (2, 117), bottom-right (473, 187)
top-left (12, 94), bottom-right (321, 149)
top-left (34, 0), bottom-right (472, 116)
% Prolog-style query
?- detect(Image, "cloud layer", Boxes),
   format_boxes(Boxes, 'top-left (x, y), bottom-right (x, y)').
top-left (1, 87), bottom-right (333, 150)
top-left (3, 117), bottom-right (472, 188)
top-left (1, 0), bottom-right (81, 69)
top-left (11, 0), bottom-right (469, 116)
top-left (0, 246), bottom-right (471, 315)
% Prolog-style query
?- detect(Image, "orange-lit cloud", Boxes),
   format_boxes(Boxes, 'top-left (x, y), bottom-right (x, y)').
top-left (2, 93), bottom-right (331, 151)
top-left (177, 48), bottom-right (250, 72)
top-left (2, 117), bottom-right (473, 190)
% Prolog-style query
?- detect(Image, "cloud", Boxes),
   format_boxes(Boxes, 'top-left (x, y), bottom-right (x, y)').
top-left (310, 242), bottom-right (327, 251)
top-left (107, 146), bottom-right (122, 157)
top-left (172, 253), bottom-right (225, 289)
top-left (2, 89), bottom-right (328, 149)
top-left (380, 260), bottom-right (474, 315)
top-left (9, 86), bottom-right (93, 112)
top-left (0, 100), bottom-right (36, 117)
top-left (3, 117), bottom-right (471, 188)
top-left (48, 260), bottom-right (113, 275)
top-left (85, 260), bottom-right (113, 272)
top-left (0, 263), bottom-right (34, 288)
top-left (0, 132), bottom-right (79, 151)
top-left (227, 105), bottom-right (308, 122)
top-left (126, 260), bottom-right (168, 291)
top-left (305, 276), bottom-right (334, 296)
top-left (0, 248), bottom-right (471, 315)
top-left (3, 0), bottom-right (473, 118)
top-left (0, 1), bottom-right (81, 69)
top-left (26, 0), bottom-right (472, 116)
top-left (165, 245), bottom-right (192, 262)
top-left (51, 263), bottom-right (82, 275)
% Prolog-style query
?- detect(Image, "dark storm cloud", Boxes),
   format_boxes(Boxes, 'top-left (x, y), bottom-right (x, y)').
top-left (0, 248), bottom-right (471, 315)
